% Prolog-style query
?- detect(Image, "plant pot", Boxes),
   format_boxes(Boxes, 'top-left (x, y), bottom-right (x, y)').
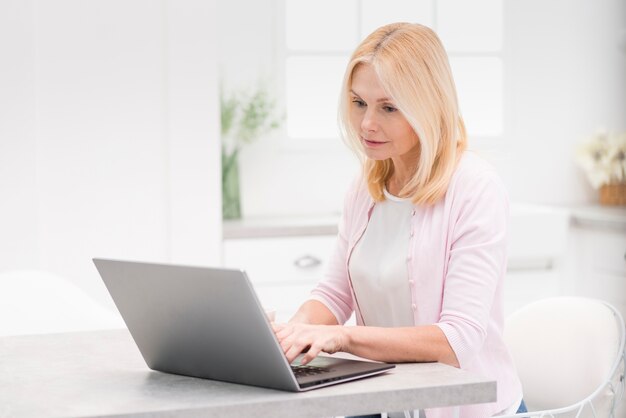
top-left (222, 149), bottom-right (241, 219)
top-left (599, 183), bottom-right (626, 206)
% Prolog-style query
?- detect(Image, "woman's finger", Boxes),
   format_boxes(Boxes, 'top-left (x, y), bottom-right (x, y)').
top-left (285, 340), bottom-right (310, 364)
top-left (301, 342), bottom-right (322, 365)
top-left (271, 322), bottom-right (285, 332)
top-left (273, 323), bottom-right (294, 341)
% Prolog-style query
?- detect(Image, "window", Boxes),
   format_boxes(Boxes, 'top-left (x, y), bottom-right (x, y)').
top-left (283, 0), bottom-right (504, 141)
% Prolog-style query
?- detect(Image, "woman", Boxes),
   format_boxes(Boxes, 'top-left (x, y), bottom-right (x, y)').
top-left (273, 23), bottom-right (524, 417)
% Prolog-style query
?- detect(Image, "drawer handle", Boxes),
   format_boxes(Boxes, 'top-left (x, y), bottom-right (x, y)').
top-left (294, 255), bottom-right (322, 269)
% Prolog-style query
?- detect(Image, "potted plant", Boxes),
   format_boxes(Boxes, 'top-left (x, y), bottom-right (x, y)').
top-left (220, 83), bottom-right (283, 219)
top-left (576, 130), bottom-right (626, 206)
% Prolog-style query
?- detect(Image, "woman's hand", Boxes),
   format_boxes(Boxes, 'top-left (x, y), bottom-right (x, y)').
top-left (272, 322), bottom-right (348, 365)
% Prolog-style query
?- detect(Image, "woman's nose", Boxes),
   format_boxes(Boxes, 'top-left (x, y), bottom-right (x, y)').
top-left (361, 109), bottom-right (378, 132)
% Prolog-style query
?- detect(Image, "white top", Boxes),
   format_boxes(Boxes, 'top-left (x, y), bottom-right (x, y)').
top-left (349, 188), bottom-right (415, 327)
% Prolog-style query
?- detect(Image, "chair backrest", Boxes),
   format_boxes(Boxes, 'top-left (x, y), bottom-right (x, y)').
top-left (504, 297), bottom-right (625, 415)
top-left (0, 270), bottom-right (124, 336)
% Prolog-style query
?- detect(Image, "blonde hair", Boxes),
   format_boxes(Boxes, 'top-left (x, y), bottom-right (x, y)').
top-left (338, 22), bottom-right (467, 205)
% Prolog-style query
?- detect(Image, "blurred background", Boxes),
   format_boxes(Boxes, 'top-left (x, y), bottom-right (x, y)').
top-left (0, 0), bottom-right (624, 340)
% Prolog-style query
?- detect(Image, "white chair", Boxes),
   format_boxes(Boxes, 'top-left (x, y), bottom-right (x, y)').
top-left (498, 297), bottom-right (626, 418)
top-left (0, 270), bottom-right (124, 337)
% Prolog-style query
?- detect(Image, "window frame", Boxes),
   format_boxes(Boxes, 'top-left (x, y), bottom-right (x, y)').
top-left (275, 0), bottom-right (506, 152)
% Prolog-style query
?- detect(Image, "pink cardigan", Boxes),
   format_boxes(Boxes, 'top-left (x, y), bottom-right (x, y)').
top-left (309, 152), bottom-right (522, 417)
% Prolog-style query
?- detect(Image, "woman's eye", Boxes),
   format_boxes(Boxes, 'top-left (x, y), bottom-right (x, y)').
top-left (352, 99), bottom-right (366, 107)
top-left (383, 105), bottom-right (397, 113)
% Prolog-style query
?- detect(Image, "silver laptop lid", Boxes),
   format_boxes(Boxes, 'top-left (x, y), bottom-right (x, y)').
top-left (93, 258), bottom-right (300, 391)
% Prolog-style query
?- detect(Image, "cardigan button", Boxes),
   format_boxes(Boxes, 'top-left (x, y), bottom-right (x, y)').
top-left (412, 304), bottom-right (417, 311)
top-left (409, 280), bottom-right (415, 286)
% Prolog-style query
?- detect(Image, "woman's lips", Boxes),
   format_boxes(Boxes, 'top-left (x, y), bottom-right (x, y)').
top-left (362, 137), bottom-right (388, 148)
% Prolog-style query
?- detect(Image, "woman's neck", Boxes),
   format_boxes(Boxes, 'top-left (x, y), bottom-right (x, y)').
top-left (387, 173), bottom-right (409, 196)
top-left (386, 146), bottom-right (420, 195)
top-left (387, 160), bottom-right (415, 196)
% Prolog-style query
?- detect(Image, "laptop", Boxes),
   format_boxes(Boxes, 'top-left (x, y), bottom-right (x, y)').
top-left (92, 258), bottom-right (394, 391)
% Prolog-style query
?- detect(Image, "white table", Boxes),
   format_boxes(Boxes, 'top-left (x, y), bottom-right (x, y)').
top-left (0, 329), bottom-right (496, 417)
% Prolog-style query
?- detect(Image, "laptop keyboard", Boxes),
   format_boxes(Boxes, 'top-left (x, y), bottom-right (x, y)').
top-left (291, 364), bottom-right (331, 378)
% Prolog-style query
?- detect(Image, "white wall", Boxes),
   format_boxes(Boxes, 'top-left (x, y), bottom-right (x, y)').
top-left (217, 0), bottom-right (358, 218)
top-left (0, 1), bottom-right (39, 268)
top-left (501, 0), bottom-right (626, 205)
top-left (217, 0), bottom-right (626, 218)
top-left (1, 0), bottom-right (624, 308)
top-left (0, 0), bottom-right (221, 309)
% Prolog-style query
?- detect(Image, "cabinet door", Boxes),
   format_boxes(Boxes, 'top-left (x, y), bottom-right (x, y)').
top-left (503, 270), bottom-right (561, 316)
top-left (565, 226), bottom-right (626, 322)
top-left (222, 235), bottom-right (336, 284)
top-left (222, 235), bottom-right (337, 321)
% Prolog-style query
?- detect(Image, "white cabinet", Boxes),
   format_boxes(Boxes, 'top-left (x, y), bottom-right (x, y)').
top-left (222, 204), bottom-right (577, 321)
top-left (222, 234), bottom-right (336, 322)
top-left (503, 204), bottom-right (570, 316)
top-left (222, 205), bottom-right (626, 323)
top-left (562, 207), bottom-right (626, 418)
top-left (564, 206), bottom-right (626, 322)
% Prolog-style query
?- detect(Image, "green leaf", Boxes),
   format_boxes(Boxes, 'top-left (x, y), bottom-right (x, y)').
top-left (219, 81), bottom-right (283, 147)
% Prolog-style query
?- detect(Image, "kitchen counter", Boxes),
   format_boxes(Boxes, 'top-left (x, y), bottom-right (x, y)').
top-left (223, 214), bottom-right (340, 239)
top-left (569, 204), bottom-right (626, 231)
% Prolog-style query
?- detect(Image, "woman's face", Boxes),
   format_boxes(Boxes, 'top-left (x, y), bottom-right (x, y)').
top-left (349, 64), bottom-right (420, 167)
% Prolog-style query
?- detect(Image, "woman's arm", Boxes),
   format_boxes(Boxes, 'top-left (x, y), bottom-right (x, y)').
top-left (344, 325), bottom-right (459, 366)
top-left (289, 300), bottom-right (339, 325)
top-left (273, 321), bottom-right (459, 368)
